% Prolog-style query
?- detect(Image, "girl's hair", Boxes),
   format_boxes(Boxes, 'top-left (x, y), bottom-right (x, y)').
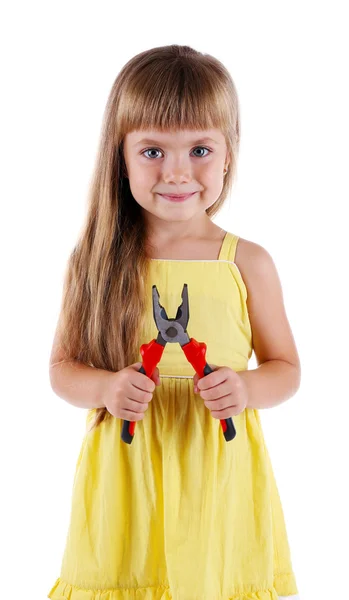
top-left (55, 44), bottom-right (240, 431)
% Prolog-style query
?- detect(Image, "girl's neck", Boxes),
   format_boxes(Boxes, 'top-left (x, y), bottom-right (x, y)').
top-left (146, 224), bottom-right (227, 261)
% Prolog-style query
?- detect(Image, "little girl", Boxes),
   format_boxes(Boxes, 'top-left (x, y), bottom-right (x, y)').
top-left (48, 44), bottom-right (301, 600)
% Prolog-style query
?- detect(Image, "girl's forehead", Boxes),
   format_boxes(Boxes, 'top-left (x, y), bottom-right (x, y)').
top-left (125, 128), bottom-right (225, 147)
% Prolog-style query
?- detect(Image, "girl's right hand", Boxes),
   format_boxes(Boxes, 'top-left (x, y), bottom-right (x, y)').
top-left (101, 362), bottom-right (161, 421)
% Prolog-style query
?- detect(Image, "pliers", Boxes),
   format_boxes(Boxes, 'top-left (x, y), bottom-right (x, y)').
top-left (121, 283), bottom-right (237, 445)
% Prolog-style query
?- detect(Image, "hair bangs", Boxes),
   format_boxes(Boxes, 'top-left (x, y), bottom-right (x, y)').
top-left (118, 61), bottom-right (231, 137)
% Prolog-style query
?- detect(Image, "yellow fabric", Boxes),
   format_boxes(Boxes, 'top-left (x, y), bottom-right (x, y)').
top-left (48, 231), bottom-right (299, 600)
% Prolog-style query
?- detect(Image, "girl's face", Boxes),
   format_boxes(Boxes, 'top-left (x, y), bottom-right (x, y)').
top-left (122, 128), bottom-right (230, 225)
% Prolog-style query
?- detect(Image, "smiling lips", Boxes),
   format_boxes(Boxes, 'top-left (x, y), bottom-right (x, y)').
top-left (159, 192), bottom-right (197, 202)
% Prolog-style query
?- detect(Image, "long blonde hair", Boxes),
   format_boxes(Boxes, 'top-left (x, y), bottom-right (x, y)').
top-left (55, 44), bottom-right (240, 431)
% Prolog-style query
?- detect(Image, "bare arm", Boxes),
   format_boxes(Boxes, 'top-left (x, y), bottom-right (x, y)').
top-left (235, 239), bottom-right (301, 410)
top-left (239, 359), bottom-right (300, 410)
top-left (49, 322), bottom-right (109, 410)
top-left (49, 359), bottom-right (110, 410)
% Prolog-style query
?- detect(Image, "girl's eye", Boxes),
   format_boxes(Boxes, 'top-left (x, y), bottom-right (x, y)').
top-left (142, 148), bottom-right (162, 159)
top-left (141, 146), bottom-right (211, 159)
top-left (192, 146), bottom-right (210, 158)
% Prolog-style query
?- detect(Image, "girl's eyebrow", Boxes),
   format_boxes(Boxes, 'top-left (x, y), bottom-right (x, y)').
top-left (133, 136), bottom-right (219, 147)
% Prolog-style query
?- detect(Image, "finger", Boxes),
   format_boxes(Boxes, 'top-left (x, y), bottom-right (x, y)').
top-left (197, 365), bottom-right (225, 391)
top-left (204, 398), bottom-right (240, 415)
top-left (132, 362), bottom-right (160, 388)
top-left (129, 382), bottom-right (154, 404)
top-left (199, 379), bottom-right (232, 400)
top-left (133, 373), bottom-right (156, 393)
top-left (204, 392), bottom-right (236, 412)
top-left (193, 365), bottom-right (219, 393)
top-left (210, 406), bottom-right (238, 419)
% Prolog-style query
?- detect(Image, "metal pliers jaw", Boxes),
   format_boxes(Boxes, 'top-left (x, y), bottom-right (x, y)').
top-left (121, 283), bottom-right (237, 445)
top-left (153, 283), bottom-right (190, 347)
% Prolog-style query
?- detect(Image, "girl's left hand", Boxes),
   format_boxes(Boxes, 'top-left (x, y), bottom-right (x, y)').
top-left (193, 365), bottom-right (249, 418)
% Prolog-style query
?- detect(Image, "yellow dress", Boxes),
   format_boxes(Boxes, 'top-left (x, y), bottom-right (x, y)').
top-left (48, 231), bottom-right (299, 600)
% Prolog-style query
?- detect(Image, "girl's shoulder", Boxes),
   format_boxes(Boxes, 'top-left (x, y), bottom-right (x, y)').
top-left (235, 235), bottom-right (300, 370)
top-left (234, 236), bottom-right (271, 272)
top-left (234, 235), bottom-right (280, 301)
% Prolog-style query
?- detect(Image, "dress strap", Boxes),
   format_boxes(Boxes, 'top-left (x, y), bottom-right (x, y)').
top-left (218, 231), bottom-right (239, 262)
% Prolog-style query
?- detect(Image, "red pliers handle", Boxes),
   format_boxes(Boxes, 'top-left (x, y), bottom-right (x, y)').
top-left (121, 338), bottom-right (237, 445)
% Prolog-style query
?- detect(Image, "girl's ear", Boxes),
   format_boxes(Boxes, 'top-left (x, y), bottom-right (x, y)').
top-left (225, 148), bottom-right (231, 172)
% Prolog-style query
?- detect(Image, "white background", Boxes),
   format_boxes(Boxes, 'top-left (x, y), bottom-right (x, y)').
top-left (1, 2), bottom-right (348, 599)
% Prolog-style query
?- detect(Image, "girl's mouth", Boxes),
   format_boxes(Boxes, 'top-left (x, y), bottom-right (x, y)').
top-left (159, 192), bottom-right (197, 202)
